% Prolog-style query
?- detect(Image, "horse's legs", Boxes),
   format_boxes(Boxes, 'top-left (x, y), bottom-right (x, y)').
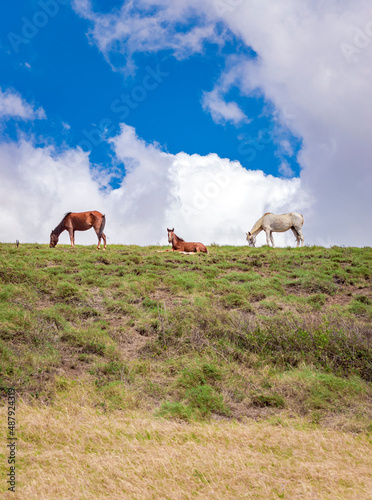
top-left (265, 229), bottom-right (271, 246)
top-left (297, 228), bottom-right (304, 247)
top-left (94, 226), bottom-right (106, 250)
top-left (264, 229), bottom-right (275, 247)
top-left (93, 225), bottom-right (100, 249)
top-left (270, 233), bottom-right (275, 247)
top-left (68, 228), bottom-right (75, 247)
top-left (96, 232), bottom-right (107, 250)
top-left (291, 227), bottom-right (300, 247)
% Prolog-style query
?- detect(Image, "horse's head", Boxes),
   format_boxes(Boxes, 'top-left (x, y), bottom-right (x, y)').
top-left (49, 232), bottom-right (59, 248)
top-left (246, 232), bottom-right (256, 247)
top-left (167, 228), bottom-right (174, 244)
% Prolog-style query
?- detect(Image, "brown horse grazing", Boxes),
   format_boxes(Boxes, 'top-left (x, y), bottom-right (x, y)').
top-left (50, 211), bottom-right (106, 249)
top-left (167, 228), bottom-right (208, 254)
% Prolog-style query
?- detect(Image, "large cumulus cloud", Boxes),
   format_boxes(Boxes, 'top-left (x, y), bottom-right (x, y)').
top-left (72, 0), bottom-right (372, 246)
top-left (0, 125), bottom-right (307, 246)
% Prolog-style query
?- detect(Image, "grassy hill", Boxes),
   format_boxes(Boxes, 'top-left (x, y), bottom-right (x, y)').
top-left (1, 243), bottom-right (372, 497)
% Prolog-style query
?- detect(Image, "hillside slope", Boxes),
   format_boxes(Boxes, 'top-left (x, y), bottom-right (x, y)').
top-left (1, 243), bottom-right (372, 498)
top-left (1, 243), bottom-right (371, 428)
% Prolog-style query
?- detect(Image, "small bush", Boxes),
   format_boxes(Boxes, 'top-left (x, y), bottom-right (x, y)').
top-left (95, 360), bottom-right (127, 376)
top-left (61, 331), bottom-right (107, 356)
top-left (142, 297), bottom-right (158, 310)
top-left (97, 381), bottom-right (138, 411)
top-left (177, 363), bottom-right (222, 389)
top-left (222, 293), bottom-right (250, 309)
top-left (307, 294), bottom-right (326, 309)
top-left (349, 300), bottom-right (371, 318)
top-left (55, 282), bottom-right (81, 302)
top-left (355, 295), bottom-right (371, 305)
top-left (185, 384), bottom-right (230, 418)
top-left (251, 393), bottom-right (285, 408)
top-left (299, 278), bottom-right (337, 295)
top-left (157, 401), bottom-right (194, 421)
top-left (241, 318), bottom-right (372, 380)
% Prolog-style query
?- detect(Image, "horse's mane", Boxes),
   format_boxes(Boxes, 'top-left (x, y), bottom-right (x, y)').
top-left (250, 212), bottom-right (272, 233)
top-left (174, 233), bottom-right (185, 242)
top-left (52, 212), bottom-right (72, 234)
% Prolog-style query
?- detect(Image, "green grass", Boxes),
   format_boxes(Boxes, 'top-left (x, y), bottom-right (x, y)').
top-left (0, 243), bottom-right (371, 430)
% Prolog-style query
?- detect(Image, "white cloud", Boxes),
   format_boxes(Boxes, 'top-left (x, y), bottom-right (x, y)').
top-left (72, 0), bottom-right (372, 246)
top-left (278, 160), bottom-right (294, 178)
top-left (0, 126), bottom-right (309, 247)
top-left (111, 125), bottom-right (308, 245)
top-left (0, 140), bottom-right (105, 244)
top-left (72, 0), bottom-right (222, 73)
top-left (202, 89), bottom-right (248, 125)
top-left (2, 2), bottom-right (371, 247)
top-left (212, 0), bottom-right (372, 245)
top-left (0, 88), bottom-right (45, 121)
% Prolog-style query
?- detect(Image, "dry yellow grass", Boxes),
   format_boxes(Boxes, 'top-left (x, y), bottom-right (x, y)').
top-left (1, 394), bottom-right (372, 500)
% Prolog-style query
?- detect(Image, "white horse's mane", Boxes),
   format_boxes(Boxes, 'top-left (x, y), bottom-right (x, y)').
top-left (250, 212), bottom-right (272, 233)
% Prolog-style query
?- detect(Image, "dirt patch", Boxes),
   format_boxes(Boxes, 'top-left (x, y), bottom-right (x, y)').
top-left (327, 285), bottom-right (372, 306)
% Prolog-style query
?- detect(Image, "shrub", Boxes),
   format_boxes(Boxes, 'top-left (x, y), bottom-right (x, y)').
top-left (307, 294), bottom-right (326, 309)
top-left (185, 384), bottom-right (230, 418)
top-left (55, 282), bottom-right (81, 301)
top-left (157, 401), bottom-right (194, 421)
top-left (177, 363), bottom-right (222, 389)
top-left (251, 393), bottom-right (285, 408)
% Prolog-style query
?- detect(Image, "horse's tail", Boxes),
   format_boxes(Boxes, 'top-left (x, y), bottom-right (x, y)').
top-left (98, 214), bottom-right (106, 239)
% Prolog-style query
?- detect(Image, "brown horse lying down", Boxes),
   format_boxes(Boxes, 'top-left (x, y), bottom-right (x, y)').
top-left (50, 211), bottom-right (106, 249)
top-left (166, 228), bottom-right (208, 254)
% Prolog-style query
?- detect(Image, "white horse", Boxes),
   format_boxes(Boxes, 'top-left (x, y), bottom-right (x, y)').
top-left (246, 212), bottom-right (304, 248)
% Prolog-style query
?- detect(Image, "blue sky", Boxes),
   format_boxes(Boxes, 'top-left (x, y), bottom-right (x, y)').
top-left (0, 1), bottom-right (301, 187)
top-left (0, 1), bottom-right (370, 246)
